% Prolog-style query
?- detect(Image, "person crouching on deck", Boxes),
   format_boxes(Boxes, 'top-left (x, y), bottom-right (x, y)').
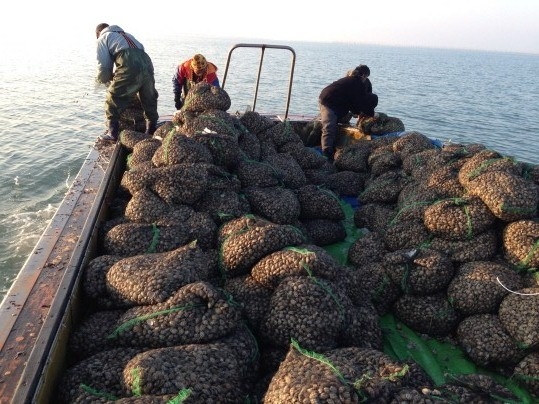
top-left (172, 53), bottom-right (219, 110)
top-left (318, 64), bottom-right (378, 161)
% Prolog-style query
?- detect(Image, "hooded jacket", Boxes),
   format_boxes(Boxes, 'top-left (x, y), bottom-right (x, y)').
top-left (95, 25), bottom-right (144, 84)
top-left (319, 75), bottom-right (372, 118)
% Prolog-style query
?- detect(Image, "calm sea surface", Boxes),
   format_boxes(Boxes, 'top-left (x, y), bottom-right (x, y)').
top-left (1, 35), bottom-right (538, 300)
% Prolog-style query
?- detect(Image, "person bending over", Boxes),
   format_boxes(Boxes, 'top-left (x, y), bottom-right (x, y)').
top-left (318, 64), bottom-right (378, 161)
top-left (172, 53), bottom-right (219, 110)
top-left (95, 23), bottom-right (159, 141)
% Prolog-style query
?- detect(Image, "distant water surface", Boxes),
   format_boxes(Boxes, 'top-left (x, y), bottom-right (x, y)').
top-left (1, 35), bottom-right (538, 299)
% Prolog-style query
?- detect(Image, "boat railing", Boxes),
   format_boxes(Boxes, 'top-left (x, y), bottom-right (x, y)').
top-left (221, 43), bottom-right (296, 120)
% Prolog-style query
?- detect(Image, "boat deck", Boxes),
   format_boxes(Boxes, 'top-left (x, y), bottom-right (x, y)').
top-left (0, 141), bottom-right (122, 402)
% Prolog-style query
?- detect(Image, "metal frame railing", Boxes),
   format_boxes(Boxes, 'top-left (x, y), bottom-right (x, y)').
top-left (221, 43), bottom-right (296, 120)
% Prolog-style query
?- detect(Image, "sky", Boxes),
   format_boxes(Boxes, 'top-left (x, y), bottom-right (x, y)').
top-left (1, 0), bottom-right (538, 55)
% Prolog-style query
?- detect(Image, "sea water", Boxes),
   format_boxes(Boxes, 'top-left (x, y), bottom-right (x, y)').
top-left (1, 35), bottom-right (538, 300)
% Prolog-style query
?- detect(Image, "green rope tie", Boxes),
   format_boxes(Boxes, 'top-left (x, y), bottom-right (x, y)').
top-left (292, 339), bottom-right (409, 401)
top-left (283, 246), bottom-right (345, 322)
top-left (432, 197), bottom-right (474, 239)
top-left (499, 203), bottom-right (537, 216)
top-left (390, 200), bottom-right (431, 226)
top-left (79, 384), bottom-right (118, 401)
top-left (146, 223), bottom-right (161, 253)
top-left (463, 205), bottom-right (473, 239)
top-left (107, 303), bottom-right (204, 339)
top-left (400, 262), bottom-right (412, 293)
top-left (292, 339), bottom-right (348, 385)
top-left (520, 238), bottom-right (539, 270)
top-left (126, 153), bottom-right (133, 169)
top-left (131, 367), bottom-right (142, 396)
top-left (466, 156), bottom-right (516, 181)
top-left (162, 131), bottom-right (178, 165)
top-left (167, 389), bottom-right (193, 404)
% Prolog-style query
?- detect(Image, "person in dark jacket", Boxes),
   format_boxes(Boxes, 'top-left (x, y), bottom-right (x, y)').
top-left (172, 54), bottom-right (219, 110)
top-left (318, 64), bottom-right (378, 160)
top-left (95, 23), bottom-right (159, 141)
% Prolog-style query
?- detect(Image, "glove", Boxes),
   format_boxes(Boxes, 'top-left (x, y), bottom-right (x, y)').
top-left (174, 94), bottom-right (183, 110)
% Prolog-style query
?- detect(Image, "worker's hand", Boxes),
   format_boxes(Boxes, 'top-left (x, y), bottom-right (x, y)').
top-left (357, 112), bottom-right (369, 123)
top-left (174, 94), bottom-right (183, 110)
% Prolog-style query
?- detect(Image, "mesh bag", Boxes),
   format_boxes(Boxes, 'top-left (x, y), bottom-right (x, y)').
top-left (181, 81), bottom-right (231, 112)
top-left (151, 132), bottom-right (213, 167)
top-left (353, 202), bottom-right (395, 232)
top-left (82, 255), bottom-right (123, 309)
top-left (456, 314), bottom-right (522, 367)
top-left (235, 158), bottom-right (284, 188)
top-left (122, 342), bottom-right (250, 401)
top-left (499, 287), bottom-right (539, 349)
top-left (467, 170), bottom-right (538, 222)
top-left (513, 352), bottom-right (539, 397)
top-left (321, 170), bottom-right (366, 197)
top-left (103, 222), bottom-right (194, 257)
top-left (263, 153), bottom-right (308, 189)
top-left (127, 138), bottom-right (161, 169)
top-left (106, 242), bottom-right (219, 306)
top-left (56, 347), bottom-right (146, 403)
top-left (219, 221), bottom-right (306, 278)
top-left (368, 146), bottom-right (402, 178)
top-left (190, 131), bottom-right (240, 170)
top-left (181, 109), bottom-right (240, 138)
top-left (237, 129), bottom-right (262, 161)
top-left (423, 196), bottom-right (496, 240)
top-left (301, 218), bottom-right (347, 246)
top-left (119, 129), bottom-right (152, 152)
top-left (393, 293), bottom-right (460, 337)
top-left (195, 188), bottom-right (249, 224)
top-left (359, 170), bottom-right (406, 204)
top-left (392, 131), bottom-right (436, 160)
top-left (260, 276), bottom-right (379, 352)
top-left (503, 219), bottom-right (539, 270)
top-left (279, 141), bottom-right (327, 169)
top-left (258, 121), bottom-right (302, 148)
top-left (109, 281), bottom-right (243, 348)
top-left (382, 248), bottom-right (454, 295)
top-left (446, 260), bottom-right (524, 316)
top-left (239, 110), bottom-right (275, 135)
top-left (334, 140), bottom-right (373, 173)
top-left (251, 244), bottom-right (348, 290)
top-left (458, 149), bottom-right (522, 189)
top-left (223, 275), bottom-right (272, 332)
top-left (383, 219), bottom-right (431, 251)
top-left (264, 343), bottom-right (425, 403)
top-left (429, 228), bottom-right (498, 263)
top-left (243, 185), bottom-right (301, 225)
top-left (296, 184), bottom-right (345, 221)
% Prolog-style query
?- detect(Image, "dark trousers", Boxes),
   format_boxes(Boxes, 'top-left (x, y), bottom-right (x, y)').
top-left (319, 102), bottom-right (338, 153)
top-left (105, 48), bottom-right (159, 123)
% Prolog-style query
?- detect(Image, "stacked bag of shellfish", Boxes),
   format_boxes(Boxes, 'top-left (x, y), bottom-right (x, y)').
top-left (55, 82), bottom-right (539, 402)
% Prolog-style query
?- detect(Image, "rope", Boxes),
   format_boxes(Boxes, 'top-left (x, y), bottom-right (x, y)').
top-left (496, 277), bottom-right (539, 296)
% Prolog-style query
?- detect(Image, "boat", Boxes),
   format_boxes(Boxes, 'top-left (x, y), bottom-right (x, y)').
top-left (0, 43), bottom-right (338, 403)
top-left (0, 43), bottom-right (537, 403)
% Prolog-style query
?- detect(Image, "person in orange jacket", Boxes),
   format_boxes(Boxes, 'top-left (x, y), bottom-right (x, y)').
top-left (172, 54), bottom-right (219, 110)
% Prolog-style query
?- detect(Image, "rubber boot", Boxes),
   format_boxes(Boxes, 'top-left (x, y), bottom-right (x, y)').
top-left (145, 120), bottom-right (157, 136)
top-left (100, 120), bottom-right (120, 141)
